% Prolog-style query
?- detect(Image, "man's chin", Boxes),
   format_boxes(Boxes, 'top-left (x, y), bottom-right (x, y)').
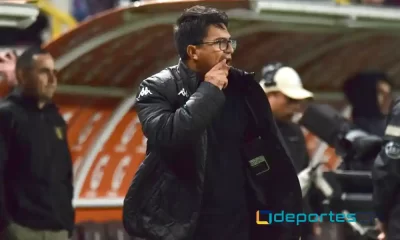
top-left (39, 94), bottom-right (54, 102)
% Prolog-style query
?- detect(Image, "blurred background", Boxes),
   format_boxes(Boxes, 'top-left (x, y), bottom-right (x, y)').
top-left (1, 0), bottom-right (400, 239)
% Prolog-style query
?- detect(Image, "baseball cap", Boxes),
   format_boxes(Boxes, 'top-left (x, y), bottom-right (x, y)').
top-left (260, 63), bottom-right (313, 100)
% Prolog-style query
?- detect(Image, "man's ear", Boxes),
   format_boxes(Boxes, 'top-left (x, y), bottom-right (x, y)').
top-left (186, 45), bottom-right (198, 60)
top-left (16, 69), bottom-right (25, 85)
top-left (266, 92), bottom-right (276, 102)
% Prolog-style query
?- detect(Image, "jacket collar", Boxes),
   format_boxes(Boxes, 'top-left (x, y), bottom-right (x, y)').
top-left (228, 67), bottom-right (256, 93)
top-left (7, 88), bottom-right (58, 112)
top-left (177, 59), bottom-right (201, 93)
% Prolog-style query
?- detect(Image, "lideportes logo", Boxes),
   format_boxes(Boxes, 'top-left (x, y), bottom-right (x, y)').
top-left (256, 210), bottom-right (375, 226)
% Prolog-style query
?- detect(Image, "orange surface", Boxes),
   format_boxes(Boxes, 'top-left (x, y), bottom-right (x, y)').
top-left (75, 208), bottom-right (122, 223)
top-left (79, 110), bottom-right (146, 199)
top-left (55, 96), bottom-right (131, 223)
top-left (55, 96), bottom-right (121, 175)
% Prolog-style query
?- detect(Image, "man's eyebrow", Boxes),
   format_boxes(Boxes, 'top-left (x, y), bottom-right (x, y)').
top-left (39, 67), bottom-right (56, 72)
top-left (210, 37), bottom-right (231, 41)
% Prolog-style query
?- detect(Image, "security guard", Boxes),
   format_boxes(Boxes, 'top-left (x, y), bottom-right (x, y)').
top-left (0, 47), bottom-right (74, 240)
top-left (373, 98), bottom-right (400, 240)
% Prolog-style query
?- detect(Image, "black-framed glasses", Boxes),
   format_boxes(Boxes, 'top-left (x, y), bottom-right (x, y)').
top-left (198, 39), bottom-right (237, 51)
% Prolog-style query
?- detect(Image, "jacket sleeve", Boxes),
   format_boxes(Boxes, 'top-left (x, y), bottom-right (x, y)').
top-left (372, 100), bottom-right (400, 223)
top-left (135, 75), bottom-right (225, 147)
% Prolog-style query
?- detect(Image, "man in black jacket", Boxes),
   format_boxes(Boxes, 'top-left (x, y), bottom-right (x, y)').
top-left (373, 98), bottom-right (400, 240)
top-left (343, 71), bottom-right (392, 171)
top-left (123, 5), bottom-right (302, 240)
top-left (0, 47), bottom-right (74, 240)
top-left (343, 71), bottom-right (392, 137)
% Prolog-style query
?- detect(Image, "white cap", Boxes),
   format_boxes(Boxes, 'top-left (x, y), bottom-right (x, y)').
top-left (260, 66), bottom-right (313, 100)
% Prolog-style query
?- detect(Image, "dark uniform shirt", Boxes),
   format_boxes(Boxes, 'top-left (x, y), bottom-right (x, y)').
top-left (276, 120), bottom-right (309, 173)
top-left (0, 89), bottom-right (74, 235)
top-left (373, 98), bottom-right (400, 239)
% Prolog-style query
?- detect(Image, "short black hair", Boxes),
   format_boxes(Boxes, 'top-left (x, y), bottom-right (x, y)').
top-left (15, 46), bottom-right (50, 72)
top-left (343, 70), bottom-right (392, 98)
top-left (174, 5), bottom-right (228, 60)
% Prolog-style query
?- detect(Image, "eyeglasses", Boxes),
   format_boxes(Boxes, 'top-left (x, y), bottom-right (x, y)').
top-left (198, 39), bottom-right (237, 51)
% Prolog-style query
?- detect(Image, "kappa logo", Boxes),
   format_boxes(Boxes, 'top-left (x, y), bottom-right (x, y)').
top-left (137, 87), bottom-right (152, 100)
top-left (178, 88), bottom-right (189, 97)
top-left (385, 141), bottom-right (400, 159)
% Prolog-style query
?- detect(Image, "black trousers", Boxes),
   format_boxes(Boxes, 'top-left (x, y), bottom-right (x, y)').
top-left (387, 204), bottom-right (400, 240)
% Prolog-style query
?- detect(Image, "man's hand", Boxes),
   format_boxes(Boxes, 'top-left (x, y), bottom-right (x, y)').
top-left (376, 219), bottom-right (386, 240)
top-left (204, 59), bottom-right (230, 90)
top-left (378, 232), bottom-right (386, 240)
top-left (298, 167), bottom-right (314, 197)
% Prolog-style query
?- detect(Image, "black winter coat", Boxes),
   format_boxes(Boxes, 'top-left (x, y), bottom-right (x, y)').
top-left (0, 89), bottom-right (74, 236)
top-left (373, 98), bottom-right (400, 239)
top-left (123, 61), bottom-right (303, 240)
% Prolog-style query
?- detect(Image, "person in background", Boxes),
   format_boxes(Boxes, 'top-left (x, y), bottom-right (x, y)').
top-left (72, 0), bottom-right (118, 21)
top-left (259, 62), bottom-right (317, 240)
top-left (0, 47), bottom-right (74, 240)
top-left (0, 51), bottom-right (18, 94)
top-left (342, 71), bottom-right (393, 171)
top-left (373, 97), bottom-right (400, 240)
top-left (259, 62), bottom-right (313, 173)
top-left (343, 71), bottom-right (393, 137)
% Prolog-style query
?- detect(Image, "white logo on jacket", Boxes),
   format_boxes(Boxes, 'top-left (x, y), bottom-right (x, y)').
top-left (385, 141), bottom-right (400, 159)
top-left (137, 87), bottom-right (152, 100)
top-left (178, 88), bottom-right (189, 97)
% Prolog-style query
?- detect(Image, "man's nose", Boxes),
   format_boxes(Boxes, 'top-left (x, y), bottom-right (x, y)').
top-left (48, 72), bottom-right (57, 84)
top-left (225, 43), bottom-right (234, 54)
